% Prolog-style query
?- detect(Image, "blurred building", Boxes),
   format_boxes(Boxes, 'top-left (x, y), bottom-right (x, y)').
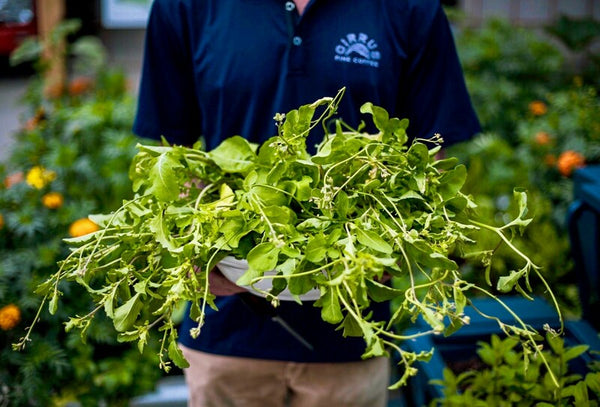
top-left (460, 0), bottom-right (600, 26)
top-left (61, 0), bottom-right (600, 35)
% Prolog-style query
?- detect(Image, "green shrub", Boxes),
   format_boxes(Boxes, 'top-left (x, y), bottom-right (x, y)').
top-left (456, 18), bottom-right (565, 142)
top-left (0, 21), bottom-right (162, 406)
top-left (432, 334), bottom-right (600, 406)
top-left (448, 19), bottom-right (600, 315)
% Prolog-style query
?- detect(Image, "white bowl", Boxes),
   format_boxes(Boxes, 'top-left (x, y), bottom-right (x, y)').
top-left (217, 256), bottom-right (321, 301)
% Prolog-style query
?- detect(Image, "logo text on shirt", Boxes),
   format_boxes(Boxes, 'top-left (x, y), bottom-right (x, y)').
top-left (334, 33), bottom-right (380, 68)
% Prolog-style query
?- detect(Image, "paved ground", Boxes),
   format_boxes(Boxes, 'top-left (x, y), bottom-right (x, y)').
top-left (0, 71), bottom-right (27, 162)
top-left (0, 29), bottom-right (145, 163)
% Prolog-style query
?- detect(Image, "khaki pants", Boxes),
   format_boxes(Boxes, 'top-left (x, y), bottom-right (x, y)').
top-left (180, 345), bottom-right (390, 407)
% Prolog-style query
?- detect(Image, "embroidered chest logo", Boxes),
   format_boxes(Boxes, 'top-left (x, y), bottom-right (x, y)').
top-left (334, 33), bottom-right (381, 68)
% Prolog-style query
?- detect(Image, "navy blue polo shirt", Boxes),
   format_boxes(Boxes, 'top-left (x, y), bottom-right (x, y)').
top-left (133, 0), bottom-right (481, 362)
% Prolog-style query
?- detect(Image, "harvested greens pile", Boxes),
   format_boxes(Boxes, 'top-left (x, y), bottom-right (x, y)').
top-left (17, 90), bottom-right (560, 388)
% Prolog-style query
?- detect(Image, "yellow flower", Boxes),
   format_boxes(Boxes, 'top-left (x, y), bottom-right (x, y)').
top-left (528, 100), bottom-right (548, 116)
top-left (0, 304), bottom-right (21, 331)
top-left (26, 166), bottom-right (57, 189)
top-left (69, 218), bottom-right (100, 237)
top-left (42, 192), bottom-right (64, 209)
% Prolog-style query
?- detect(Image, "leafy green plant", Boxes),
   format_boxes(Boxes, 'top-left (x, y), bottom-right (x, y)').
top-left (456, 18), bottom-right (565, 142)
top-left (516, 84), bottom-right (600, 222)
top-left (0, 21), bottom-right (162, 406)
top-left (447, 78), bottom-right (600, 315)
top-left (545, 15), bottom-right (600, 88)
top-left (446, 135), bottom-right (578, 314)
top-left (18, 89), bottom-right (563, 390)
top-left (432, 333), bottom-right (600, 406)
top-left (447, 18), bottom-right (600, 316)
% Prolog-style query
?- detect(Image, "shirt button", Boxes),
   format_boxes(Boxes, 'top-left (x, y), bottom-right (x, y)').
top-left (285, 1), bottom-right (296, 11)
top-left (292, 36), bottom-right (302, 46)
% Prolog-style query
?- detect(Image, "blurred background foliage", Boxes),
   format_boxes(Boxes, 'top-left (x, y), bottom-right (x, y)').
top-left (0, 10), bottom-right (599, 406)
top-left (447, 16), bottom-right (600, 317)
top-left (0, 21), bottom-right (161, 406)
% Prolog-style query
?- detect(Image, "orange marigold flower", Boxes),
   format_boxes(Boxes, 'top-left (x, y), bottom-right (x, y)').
top-left (3, 171), bottom-right (24, 188)
top-left (23, 109), bottom-right (45, 131)
top-left (24, 117), bottom-right (39, 131)
top-left (0, 304), bottom-right (21, 331)
top-left (69, 218), bottom-right (99, 237)
top-left (68, 76), bottom-right (94, 96)
top-left (529, 100), bottom-right (548, 116)
top-left (0, 213), bottom-right (4, 230)
top-left (42, 192), bottom-right (64, 209)
top-left (557, 150), bottom-right (585, 177)
top-left (534, 131), bottom-right (551, 146)
top-left (44, 81), bottom-right (64, 100)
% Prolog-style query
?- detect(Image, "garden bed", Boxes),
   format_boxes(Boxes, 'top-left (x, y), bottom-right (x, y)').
top-left (400, 296), bottom-right (600, 405)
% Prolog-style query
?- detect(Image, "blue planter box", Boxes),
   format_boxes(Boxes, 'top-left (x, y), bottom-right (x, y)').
top-left (568, 165), bottom-right (600, 329)
top-left (401, 296), bottom-right (600, 406)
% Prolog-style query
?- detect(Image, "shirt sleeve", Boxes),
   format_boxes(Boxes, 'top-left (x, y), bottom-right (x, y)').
top-left (132, 0), bottom-right (202, 146)
top-left (398, 1), bottom-right (481, 146)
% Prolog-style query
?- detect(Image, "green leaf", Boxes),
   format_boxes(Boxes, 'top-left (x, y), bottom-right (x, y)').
top-left (443, 317), bottom-right (464, 337)
top-left (305, 235), bottom-right (328, 263)
top-left (453, 284), bottom-right (467, 315)
top-left (49, 292), bottom-right (59, 315)
top-left (585, 372), bottom-right (600, 394)
top-left (147, 152), bottom-right (183, 201)
top-left (341, 314), bottom-right (362, 337)
top-left (407, 143), bottom-right (430, 171)
top-left (287, 274), bottom-right (316, 296)
top-left (234, 267), bottom-right (263, 287)
top-left (359, 319), bottom-right (387, 358)
top-left (250, 185), bottom-right (289, 206)
top-left (365, 279), bottom-right (403, 302)
top-left (428, 253), bottom-right (458, 270)
top-left (360, 102), bottom-right (408, 145)
top-left (420, 306), bottom-right (445, 332)
top-left (496, 269), bottom-right (524, 292)
top-left (317, 286), bottom-right (343, 324)
top-left (568, 380), bottom-right (590, 404)
top-left (149, 209), bottom-right (176, 250)
top-left (438, 164), bottom-right (467, 200)
top-left (293, 175), bottom-right (315, 201)
top-left (208, 136), bottom-right (257, 173)
top-left (262, 205), bottom-right (296, 226)
top-left (398, 190), bottom-right (424, 200)
top-left (246, 242), bottom-right (280, 272)
top-left (168, 337), bottom-right (190, 369)
top-left (117, 330), bottom-right (139, 343)
top-left (297, 218), bottom-right (331, 231)
top-left (564, 344), bottom-right (589, 362)
top-left (113, 293), bottom-right (144, 332)
top-left (219, 217), bottom-right (248, 249)
top-left (104, 285), bottom-right (119, 318)
top-left (334, 190), bottom-right (350, 218)
top-left (9, 37), bottom-right (43, 66)
top-left (355, 228), bottom-right (393, 254)
top-left (510, 188), bottom-right (533, 231)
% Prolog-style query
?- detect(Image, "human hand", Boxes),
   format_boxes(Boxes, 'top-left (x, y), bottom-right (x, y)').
top-left (376, 272), bottom-right (392, 284)
top-left (206, 267), bottom-right (248, 296)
